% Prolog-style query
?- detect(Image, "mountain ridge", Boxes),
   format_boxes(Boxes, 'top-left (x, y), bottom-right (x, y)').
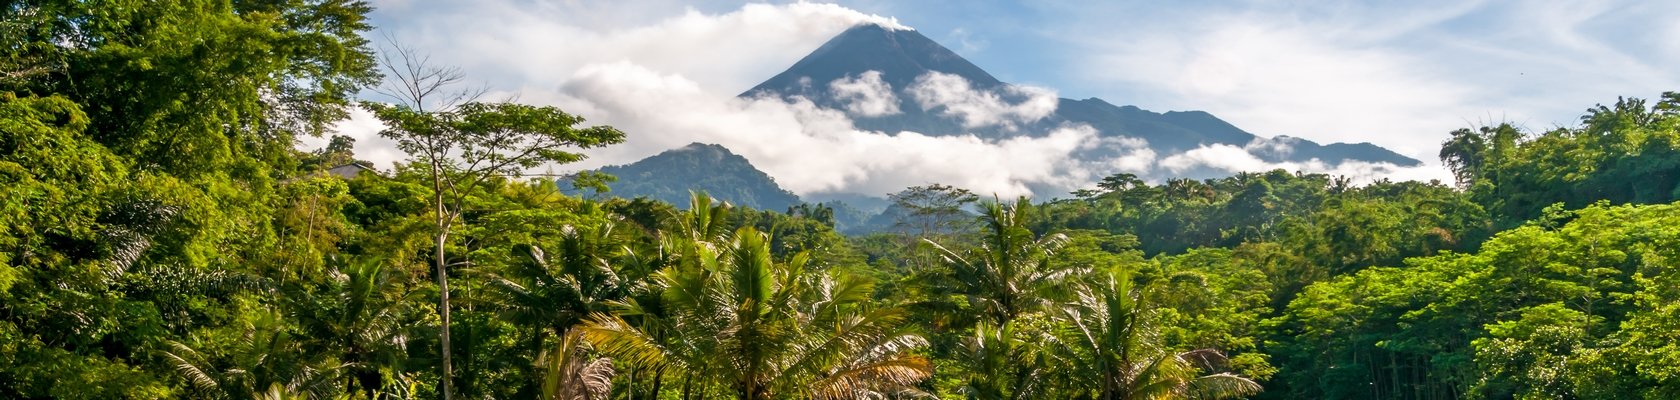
top-left (588, 23), bottom-right (1426, 217)
top-left (746, 23), bottom-right (1421, 167)
top-left (596, 143), bottom-right (802, 211)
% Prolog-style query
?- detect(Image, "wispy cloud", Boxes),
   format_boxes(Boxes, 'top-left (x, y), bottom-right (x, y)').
top-left (829, 71), bottom-right (902, 117)
top-left (905, 72), bottom-right (1058, 130)
top-left (1059, 0), bottom-right (1680, 161)
top-left (1074, 10), bottom-right (1475, 159)
top-left (1159, 144), bottom-right (1451, 185)
top-left (945, 27), bottom-right (989, 54)
top-left (373, 2), bottom-right (906, 94)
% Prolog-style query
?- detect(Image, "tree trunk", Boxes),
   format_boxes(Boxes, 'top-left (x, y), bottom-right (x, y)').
top-left (681, 374), bottom-right (693, 400)
top-left (650, 367), bottom-right (665, 400)
top-left (528, 326), bottom-right (546, 397)
top-left (435, 184), bottom-right (455, 400)
top-left (626, 366), bottom-right (637, 400)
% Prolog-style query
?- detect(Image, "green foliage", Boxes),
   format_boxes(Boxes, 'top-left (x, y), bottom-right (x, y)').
top-left (925, 199), bottom-right (1074, 327)
top-left (6, 4), bottom-right (1680, 397)
top-left (1444, 93), bottom-right (1680, 225)
top-left (0, 93), bottom-right (122, 289)
top-left (581, 205), bottom-right (932, 399)
top-left (888, 184), bottom-right (980, 239)
top-left (1049, 270), bottom-right (1261, 400)
top-left (2, 0), bottom-right (379, 396)
top-left (14, 0), bottom-right (376, 178)
top-left (1273, 202), bottom-right (1680, 399)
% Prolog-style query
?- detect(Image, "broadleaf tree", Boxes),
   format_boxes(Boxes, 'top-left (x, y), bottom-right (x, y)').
top-left (362, 46), bottom-right (626, 398)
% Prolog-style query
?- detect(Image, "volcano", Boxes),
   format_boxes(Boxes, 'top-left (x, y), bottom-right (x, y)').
top-left (743, 24), bottom-right (1420, 167)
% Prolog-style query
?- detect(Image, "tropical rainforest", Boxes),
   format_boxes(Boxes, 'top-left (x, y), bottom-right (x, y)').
top-left (5, 2), bottom-right (1680, 400)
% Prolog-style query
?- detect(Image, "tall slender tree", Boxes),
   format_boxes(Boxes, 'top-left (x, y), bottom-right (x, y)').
top-left (364, 44), bottom-right (626, 398)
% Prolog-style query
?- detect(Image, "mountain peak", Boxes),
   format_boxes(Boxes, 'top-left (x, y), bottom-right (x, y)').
top-left (598, 143), bottom-right (801, 210)
top-left (852, 21), bottom-right (914, 32)
top-left (676, 142), bottom-right (728, 152)
top-left (743, 23), bottom-right (1000, 98)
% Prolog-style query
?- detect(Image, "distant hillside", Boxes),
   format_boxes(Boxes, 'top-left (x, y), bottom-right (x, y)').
top-left (597, 143), bottom-right (802, 211)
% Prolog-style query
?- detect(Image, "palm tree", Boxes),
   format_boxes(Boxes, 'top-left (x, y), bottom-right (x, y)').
top-left (954, 321), bottom-right (1049, 400)
top-left (478, 222), bottom-right (632, 392)
top-left (1162, 179), bottom-right (1214, 204)
top-left (673, 190), bottom-right (735, 244)
top-left (925, 198), bottom-right (1077, 326)
top-left (581, 225), bottom-right (931, 399)
top-left (1049, 270), bottom-right (1261, 400)
top-left (284, 256), bottom-right (412, 397)
top-left (923, 198), bottom-right (1079, 399)
top-left (1439, 128), bottom-right (1488, 188)
top-left (164, 314), bottom-right (346, 400)
top-left (541, 328), bottom-right (616, 400)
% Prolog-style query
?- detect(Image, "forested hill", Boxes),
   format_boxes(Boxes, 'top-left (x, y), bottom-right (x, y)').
top-left (744, 23), bottom-right (1421, 169)
top-left (9, 2), bottom-right (1680, 399)
top-left (595, 142), bottom-right (802, 211)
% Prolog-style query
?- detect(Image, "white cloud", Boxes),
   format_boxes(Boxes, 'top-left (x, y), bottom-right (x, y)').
top-left (377, 2), bottom-right (908, 95)
top-left (539, 62), bottom-right (1148, 198)
top-left (1090, 135), bottom-right (1157, 176)
top-left (1067, 1), bottom-right (1680, 165)
top-left (336, 1), bottom-right (1463, 199)
top-left (1160, 145), bottom-right (1266, 175)
top-left (947, 27), bottom-right (988, 54)
top-left (1160, 144), bottom-right (1453, 185)
top-left (1087, 19), bottom-right (1473, 160)
top-left (298, 108), bottom-right (404, 171)
top-left (905, 71), bottom-right (1058, 130)
top-left (1243, 136), bottom-right (1300, 159)
top-left (828, 71), bottom-right (901, 117)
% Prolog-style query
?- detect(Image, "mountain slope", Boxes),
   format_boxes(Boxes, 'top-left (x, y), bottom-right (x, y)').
top-left (746, 24), bottom-right (1001, 97)
top-left (597, 143), bottom-right (802, 211)
top-left (745, 23), bottom-right (1421, 167)
top-left (744, 24), bottom-right (1016, 138)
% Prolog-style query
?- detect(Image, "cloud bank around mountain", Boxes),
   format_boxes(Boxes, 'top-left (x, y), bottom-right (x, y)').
top-left (905, 71), bottom-right (1058, 130)
top-left (315, 2), bottom-right (1452, 199)
top-left (829, 71), bottom-right (901, 117)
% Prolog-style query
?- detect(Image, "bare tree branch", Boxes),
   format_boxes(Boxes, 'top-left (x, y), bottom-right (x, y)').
top-left (371, 34), bottom-right (487, 112)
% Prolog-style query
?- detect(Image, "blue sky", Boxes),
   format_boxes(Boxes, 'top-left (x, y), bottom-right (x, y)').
top-left (335, 0), bottom-right (1680, 196)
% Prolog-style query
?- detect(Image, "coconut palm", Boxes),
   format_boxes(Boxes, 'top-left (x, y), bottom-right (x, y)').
top-left (481, 224), bottom-right (628, 339)
top-left (922, 198), bottom-right (1084, 399)
top-left (673, 190), bottom-right (736, 244)
top-left (477, 220), bottom-right (639, 397)
top-left (1050, 270), bottom-right (1261, 400)
top-left (925, 198), bottom-right (1077, 326)
top-left (541, 327), bottom-right (616, 400)
top-left (581, 225), bottom-right (931, 399)
top-left (953, 321), bottom-right (1049, 400)
top-left (164, 314), bottom-right (346, 400)
top-left (283, 256), bottom-right (412, 397)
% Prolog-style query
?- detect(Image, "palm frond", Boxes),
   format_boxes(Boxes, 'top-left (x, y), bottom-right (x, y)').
top-left (164, 341), bottom-right (220, 393)
top-left (1185, 373), bottom-right (1262, 400)
top-left (579, 312), bottom-right (679, 371)
top-left (808, 355), bottom-right (933, 400)
top-left (543, 328), bottom-right (616, 400)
